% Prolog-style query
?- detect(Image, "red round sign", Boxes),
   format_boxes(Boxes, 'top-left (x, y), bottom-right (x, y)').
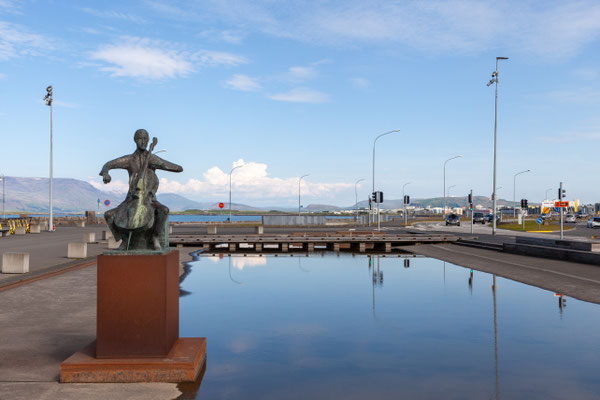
top-left (218, 202), bottom-right (224, 209)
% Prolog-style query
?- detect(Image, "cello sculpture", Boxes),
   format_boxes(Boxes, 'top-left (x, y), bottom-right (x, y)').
top-left (99, 129), bottom-right (183, 251)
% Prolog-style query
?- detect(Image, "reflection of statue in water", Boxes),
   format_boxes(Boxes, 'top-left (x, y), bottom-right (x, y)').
top-left (99, 129), bottom-right (183, 251)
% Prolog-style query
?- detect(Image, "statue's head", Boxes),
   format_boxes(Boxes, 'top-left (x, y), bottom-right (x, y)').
top-left (133, 129), bottom-right (149, 151)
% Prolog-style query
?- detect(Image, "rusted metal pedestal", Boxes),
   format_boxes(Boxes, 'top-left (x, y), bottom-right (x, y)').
top-left (60, 250), bottom-right (206, 383)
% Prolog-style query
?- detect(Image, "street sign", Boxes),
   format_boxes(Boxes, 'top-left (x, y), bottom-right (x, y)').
top-left (103, 199), bottom-right (110, 206)
top-left (218, 202), bottom-right (224, 209)
top-left (536, 217), bottom-right (543, 224)
top-left (542, 207), bottom-right (550, 214)
top-left (554, 207), bottom-right (560, 213)
top-left (554, 201), bottom-right (569, 207)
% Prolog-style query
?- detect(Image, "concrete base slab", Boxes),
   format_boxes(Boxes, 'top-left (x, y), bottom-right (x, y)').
top-left (60, 338), bottom-right (206, 383)
top-left (1, 252), bottom-right (30, 273)
top-left (75, 221), bottom-right (86, 228)
top-left (15, 226), bottom-right (26, 235)
top-left (68, 242), bottom-right (87, 259)
top-left (207, 225), bottom-right (217, 235)
top-left (83, 232), bottom-right (96, 244)
top-left (29, 225), bottom-right (41, 234)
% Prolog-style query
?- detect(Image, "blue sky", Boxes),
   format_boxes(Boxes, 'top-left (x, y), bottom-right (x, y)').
top-left (1, 0), bottom-right (600, 206)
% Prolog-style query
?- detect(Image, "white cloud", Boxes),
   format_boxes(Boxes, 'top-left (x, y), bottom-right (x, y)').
top-left (81, 7), bottom-right (147, 24)
top-left (90, 37), bottom-right (193, 79)
top-left (89, 179), bottom-right (130, 194)
top-left (225, 74), bottom-right (261, 91)
top-left (91, 159), bottom-right (352, 200)
top-left (268, 87), bottom-right (329, 103)
top-left (89, 37), bottom-right (246, 79)
top-left (351, 77), bottom-right (370, 88)
top-left (168, 0), bottom-right (600, 59)
top-left (0, 21), bottom-right (51, 61)
top-left (287, 66), bottom-right (317, 82)
top-left (195, 50), bottom-right (247, 66)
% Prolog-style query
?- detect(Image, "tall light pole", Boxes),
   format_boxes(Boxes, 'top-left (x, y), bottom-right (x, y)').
top-left (443, 155), bottom-right (462, 218)
top-left (447, 184), bottom-right (456, 214)
top-left (488, 56), bottom-right (509, 235)
top-left (513, 169), bottom-right (530, 217)
top-left (229, 165), bottom-right (243, 222)
top-left (355, 178), bottom-right (365, 222)
top-left (402, 182), bottom-right (411, 226)
top-left (0, 173), bottom-right (4, 219)
top-left (371, 129), bottom-right (400, 226)
top-left (43, 85), bottom-right (53, 231)
top-left (545, 188), bottom-right (552, 200)
top-left (298, 174), bottom-right (309, 216)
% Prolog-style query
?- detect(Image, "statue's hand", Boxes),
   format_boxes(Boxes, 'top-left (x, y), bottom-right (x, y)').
top-left (102, 173), bottom-right (111, 184)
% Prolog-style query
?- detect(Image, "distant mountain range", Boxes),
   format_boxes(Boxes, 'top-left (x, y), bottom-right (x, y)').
top-left (0, 176), bottom-right (519, 213)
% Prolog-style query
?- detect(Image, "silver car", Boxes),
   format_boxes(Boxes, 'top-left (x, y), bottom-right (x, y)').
top-left (587, 217), bottom-right (600, 228)
top-left (565, 214), bottom-right (576, 223)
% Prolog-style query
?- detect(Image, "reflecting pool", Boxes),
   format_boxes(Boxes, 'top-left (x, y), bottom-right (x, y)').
top-left (179, 254), bottom-right (600, 399)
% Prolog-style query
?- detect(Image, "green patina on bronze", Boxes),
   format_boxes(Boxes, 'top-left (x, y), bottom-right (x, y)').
top-left (99, 129), bottom-right (183, 252)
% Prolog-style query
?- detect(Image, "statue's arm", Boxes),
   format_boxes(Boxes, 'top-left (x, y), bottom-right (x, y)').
top-left (99, 155), bottom-right (130, 183)
top-left (149, 155), bottom-right (183, 173)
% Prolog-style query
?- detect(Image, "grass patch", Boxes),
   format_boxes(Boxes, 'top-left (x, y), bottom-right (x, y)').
top-left (498, 220), bottom-right (575, 232)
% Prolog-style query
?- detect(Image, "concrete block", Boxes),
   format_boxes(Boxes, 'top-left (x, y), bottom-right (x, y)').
top-left (281, 243), bottom-right (288, 252)
top-left (255, 243), bottom-right (262, 252)
top-left (255, 225), bottom-right (264, 234)
top-left (108, 238), bottom-right (121, 250)
top-left (102, 230), bottom-right (113, 240)
top-left (229, 243), bottom-right (237, 251)
top-left (83, 232), bottom-right (96, 243)
top-left (385, 242), bottom-right (391, 253)
top-left (29, 224), bottom-right (41, 234)
top-left (2, 252), bottom-right (29, 273)
top-left (15, 226), bottom-right (26, 235)
top-left (68, 242), bottom-right (87, 259)
top-left (75, 221), bottom-right (86, 228)
top-left (306, 243), bottom-right (314, 252)
top-left (207, 225), bottom-right (217, 235)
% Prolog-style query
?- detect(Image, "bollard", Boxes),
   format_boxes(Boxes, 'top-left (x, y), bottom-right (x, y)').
top-left (83, 232), bottom-right (96, 243)
top-left (29, 225), bottom-right (41, 234)
top-left (107, 238), bottom-right (121, 250)
top-left (2, 252), bottom-right (30, 273)
top-left (207, 225), bottom-right (217, 235)
top-left (255, 225), bottom-right (264, 235)
top-left (68, 242), bottom-right (87, 258)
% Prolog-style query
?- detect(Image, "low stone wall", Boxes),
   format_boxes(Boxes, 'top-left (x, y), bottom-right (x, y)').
top-left (262, 215), bottom-right (326, 226)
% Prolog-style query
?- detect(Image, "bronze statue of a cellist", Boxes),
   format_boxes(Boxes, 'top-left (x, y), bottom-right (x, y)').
top-left (99, 129), bottom-right (183, 251)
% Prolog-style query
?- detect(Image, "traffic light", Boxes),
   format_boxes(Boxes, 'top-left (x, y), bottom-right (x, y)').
top-left (521, 199), bottom-right (528, 208)
top-left (403, 195), bottom-right (410, 205)
top-left (372, 191), bottom-right (383, 203)
top-left (371, 192), bottom-right (377, 203)
top-left (558, 186), bottom-right (566, 199)
top-left (468, 193), bottom-right (473, 204)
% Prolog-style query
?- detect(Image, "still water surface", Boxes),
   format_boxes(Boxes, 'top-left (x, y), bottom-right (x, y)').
top-left (179, 254), bottom-right (600, 399)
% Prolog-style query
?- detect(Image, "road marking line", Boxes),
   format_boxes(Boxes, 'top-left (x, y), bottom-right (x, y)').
top-left (430, 244), bottom-right (600, 285)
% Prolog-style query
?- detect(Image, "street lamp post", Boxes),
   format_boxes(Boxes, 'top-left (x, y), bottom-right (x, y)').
top-left (298, 174), bottom-right (309, 216)
top-left (402, 182), bottom-right (411, 226)
top-left (371, 129), bottom-right (400, 226)
top-left (513, 169), bottom-right (530, 217)
top-left (229, 165), bottom-right (243, 222)
top-left (443, 155), bottom-right (462, 218)
top-left (447, 184), bottom-right (456, 214)
top-left (545, 188), bottom-right (552, 200)
top-left (0, 174), bottom-right (4, 219)
top-left (488, 56), bottom-right (509, 235)
top-left (355, 178), bottom-right (365, 223)
top-left (43, 85), bottom-right (53, 231)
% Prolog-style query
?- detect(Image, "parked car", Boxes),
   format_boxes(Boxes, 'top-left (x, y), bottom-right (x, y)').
top-left (484, 213), bottom-right (500, 223)
top-left (473, 212), bottom-right (486, 224)
top-left (587, 217), bottom-right (600, 228)
top-left (565, 214), bottom-right (576, 223)
top-left (445, 214), bottom-right (461, 226)
top-left (576, 212), bottom-right (588, 219)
